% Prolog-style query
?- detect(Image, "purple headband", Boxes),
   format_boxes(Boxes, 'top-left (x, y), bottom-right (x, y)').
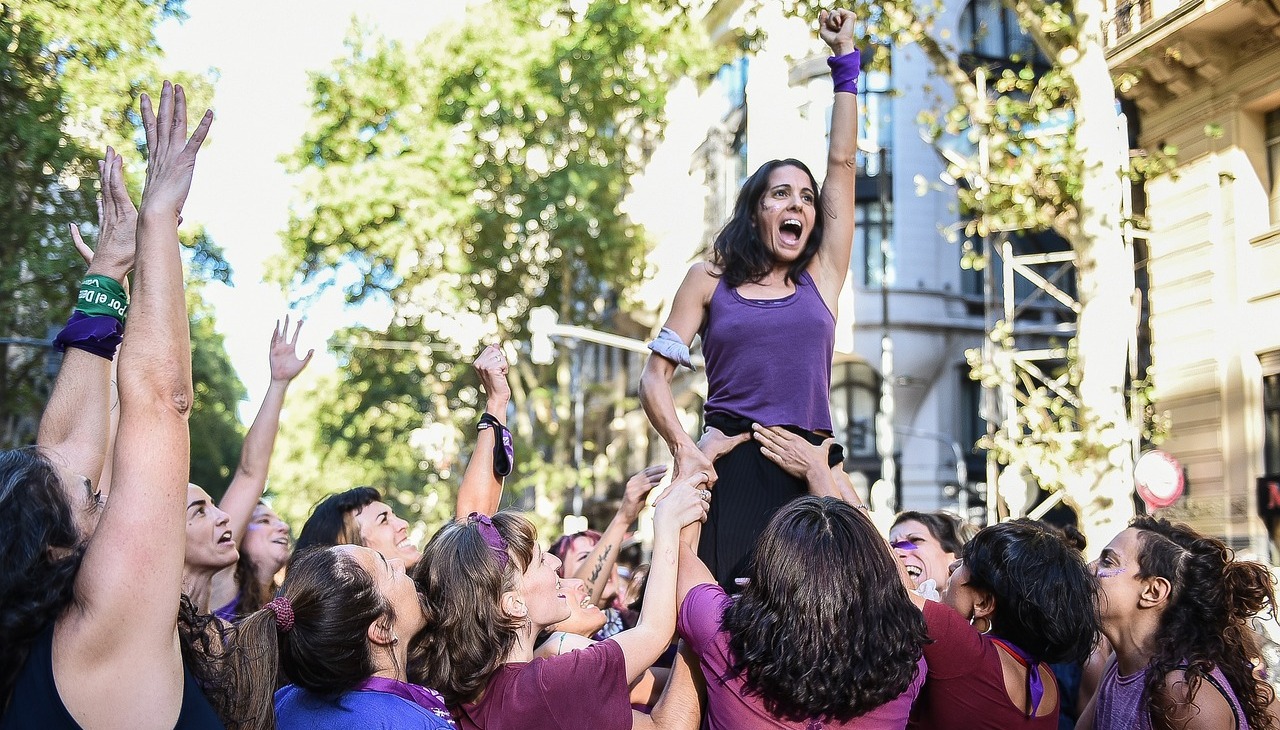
top-left (468, 512), bottom-right (509, 568)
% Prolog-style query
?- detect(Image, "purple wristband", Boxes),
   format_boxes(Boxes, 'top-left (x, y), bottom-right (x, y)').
top-left (827, 49), bottom-right (863, 95)
top-left (53, 311), bottom-right (124, 360)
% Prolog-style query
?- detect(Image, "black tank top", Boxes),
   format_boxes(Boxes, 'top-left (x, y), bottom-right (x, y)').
top-left (1, 623), bottom-right (225, 729)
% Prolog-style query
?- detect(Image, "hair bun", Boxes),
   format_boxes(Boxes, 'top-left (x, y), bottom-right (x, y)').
top-left (1221, 560), bottom-right (1275, 621)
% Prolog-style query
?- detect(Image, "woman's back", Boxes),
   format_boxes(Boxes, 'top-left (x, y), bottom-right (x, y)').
top-left (680, 583), bottom-right (924, 730)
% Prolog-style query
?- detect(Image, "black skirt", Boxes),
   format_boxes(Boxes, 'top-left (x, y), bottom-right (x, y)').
top-left (697, 412), bottom-right (845, 591)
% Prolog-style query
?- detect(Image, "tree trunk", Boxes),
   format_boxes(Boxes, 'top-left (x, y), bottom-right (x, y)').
top-left (1060, 0), bottom-right (1138, 553)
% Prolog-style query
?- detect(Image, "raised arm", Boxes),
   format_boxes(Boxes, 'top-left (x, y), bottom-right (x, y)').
top-left (609, 474), bottom-right (710, 683)
top-left (810, 9), bottom-right (861, 305)
top-left (639, 263), bottom-right (717, 484)
top-left (59, 82), bottom-right (212, 718)
top-left (218, 316), bottom-right (312, 543)
top-left (572, 464), bottom-right (666, 606)
top-left (455, 344), bottom-right (511, 518)
top-left (37, 149), bottom-right (137, 490)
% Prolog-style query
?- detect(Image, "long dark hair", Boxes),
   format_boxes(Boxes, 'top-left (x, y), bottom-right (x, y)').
top-left (961, 519), bottom-right (1099, 665)
top-left (229, 545), bottom-right (403, 729)
top-left (0, 448), bottom-right (85, 712)
top-left (410, 512), bottom-right (536, 705)
top-left (1131, 516), bottom-right (1277, 730)
top-left (720, 497), bottom-right (927, 723)
top-left (711, 158), bottom-right (826, 288)
top-left (0, 449), bottom-right (255, 729)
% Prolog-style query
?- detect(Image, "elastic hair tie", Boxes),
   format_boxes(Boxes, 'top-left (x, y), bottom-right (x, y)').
top-left (468, 512), bottom-right (510, 569)
top-left (267, 596), bottom-right (295, 633)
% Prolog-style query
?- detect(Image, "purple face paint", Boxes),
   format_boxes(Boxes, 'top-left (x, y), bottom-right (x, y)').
top-left (1095, 567), bottom-right (1126, 578)
top-left (890, 540), bottom-right (919, 552)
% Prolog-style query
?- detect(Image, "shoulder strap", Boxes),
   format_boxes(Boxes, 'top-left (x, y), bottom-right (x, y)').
top-left (1199, 671), bottom-right (1243, 730)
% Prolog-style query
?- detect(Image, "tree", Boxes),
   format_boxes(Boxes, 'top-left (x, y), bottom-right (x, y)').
top-left (1, 0), bottom-right (216, 446)
top-left (786, 0), bottom-right (1141, 547)
top-left (271, 0), bottom-right (719, 532)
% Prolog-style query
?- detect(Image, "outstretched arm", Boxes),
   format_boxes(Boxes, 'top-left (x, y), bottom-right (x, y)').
top-left (219, 316), bottom-right (312, 544)
top-left (59, 82), bottom-right (213, 720)
top-left (810, 8), bottom-right (860, 305)
top-left (572, 464), bottom-right (667, 606)
top-left (38, 149), bottom-right (137, 490)
top-left (455, 344), bottom-right (511, 518)
top-left (610, 475), bottom-right (710, 683)
top-left (639, 263), bottom-right (718, 484)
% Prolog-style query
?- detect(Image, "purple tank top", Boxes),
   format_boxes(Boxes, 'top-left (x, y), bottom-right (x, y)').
top-left (701, 270), bottom-right (835, 432)
top-left (1093, 660), bottom-right (1247, 730)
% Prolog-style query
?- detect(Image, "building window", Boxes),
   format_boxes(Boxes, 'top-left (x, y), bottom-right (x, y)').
top-left (957, 0), bottom-right (1050, 70)
top-left (832, 362), bottom-right (879, 461)
top-left (1265, 372), bottom-right (1280, 475)
top-left (860, 200), bottom-right (894, 287)
top-left (858, 69), bottom-right (893, 176)
top-left (1267, 110), bottom-right (1280, 225)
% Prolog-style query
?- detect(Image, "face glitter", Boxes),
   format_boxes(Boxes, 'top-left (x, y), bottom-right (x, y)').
top-left (1095, 567), bottom-right (1126, 578)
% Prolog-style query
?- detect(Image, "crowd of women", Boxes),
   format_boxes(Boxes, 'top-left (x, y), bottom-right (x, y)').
top-left (3, 8), bottom-right (1280, 730)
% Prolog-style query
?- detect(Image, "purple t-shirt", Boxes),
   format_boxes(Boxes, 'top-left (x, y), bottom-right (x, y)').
top-left (274, 684), bottom-right (456, 729)
top-left (456, 639), bottom-right (631, 730)
top-left (678, 583), bottom-right (926, 729)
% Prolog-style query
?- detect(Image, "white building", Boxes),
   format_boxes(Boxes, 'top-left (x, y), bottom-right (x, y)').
top-left (626, 0), bottom-right (1014, 516)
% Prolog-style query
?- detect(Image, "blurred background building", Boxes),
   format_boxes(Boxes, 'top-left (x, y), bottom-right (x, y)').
top-left (1106, 0), bottom-right (1280, 555)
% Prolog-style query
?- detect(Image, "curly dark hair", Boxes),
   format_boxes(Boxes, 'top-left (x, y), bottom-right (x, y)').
top-left (892, 510), bottom-right (977, 555)
top-left (410, 511), bottom-right (536, 705)
top-left (293, 486), bottom-right (381, 558)
top-left (719, 496), bottom-right (927, 723)
top-left (1131, 516), bottom-right (1277, 730)
top-left (0, 448), bottom-right (86, 712)
top-left (961, 519), bottom-right (1099, 665)
top-left (711, 158), bottom-right (826, 289)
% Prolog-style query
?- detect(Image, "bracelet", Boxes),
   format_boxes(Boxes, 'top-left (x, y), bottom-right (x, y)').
top-left (75, 274), bottom-right (128, 323)
top-left (478, 412), bottom-right (514, 478)
top-left (53, 311), bottom-right (124, 361)
top-left (827, 49), bottom-right (863, 95)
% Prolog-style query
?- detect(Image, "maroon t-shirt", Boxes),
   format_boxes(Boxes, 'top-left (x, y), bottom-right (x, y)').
top-left (455, 639), bottom-right (632, 730)
top-left (907, 599), bottom-right (1060, 730)
top-left (679, 583), bottom-right (926, 729)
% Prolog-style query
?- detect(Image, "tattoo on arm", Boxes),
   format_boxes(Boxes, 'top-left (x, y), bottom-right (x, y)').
top-left (589, 545), bottom-right (613, 584)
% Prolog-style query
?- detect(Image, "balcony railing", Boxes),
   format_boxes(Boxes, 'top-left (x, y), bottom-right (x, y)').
top-left (1106, 0), bottom-right (1153, 46)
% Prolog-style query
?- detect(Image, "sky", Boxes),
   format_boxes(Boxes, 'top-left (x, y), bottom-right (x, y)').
top-left (154, 0), bottom-right (466, 419)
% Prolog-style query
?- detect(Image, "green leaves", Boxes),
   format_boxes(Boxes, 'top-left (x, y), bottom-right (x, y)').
top-left (268, 0), bottom-right (719, 532)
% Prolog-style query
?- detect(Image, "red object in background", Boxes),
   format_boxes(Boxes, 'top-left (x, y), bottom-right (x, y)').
top-left (1135, 450), bottom-right (1185, 510)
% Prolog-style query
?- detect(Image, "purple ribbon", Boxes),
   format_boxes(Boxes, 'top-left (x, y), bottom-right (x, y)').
top-left (991, 638), bottom-right (1044, 718)
top-left (353, 676), bottom-right (455, 725)
top-left (468, 512), bottom-right (509, 568)
top-left (827, 49), bottom-right (863, 95)
top-left (53, 311), bottom-right (123, 360)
